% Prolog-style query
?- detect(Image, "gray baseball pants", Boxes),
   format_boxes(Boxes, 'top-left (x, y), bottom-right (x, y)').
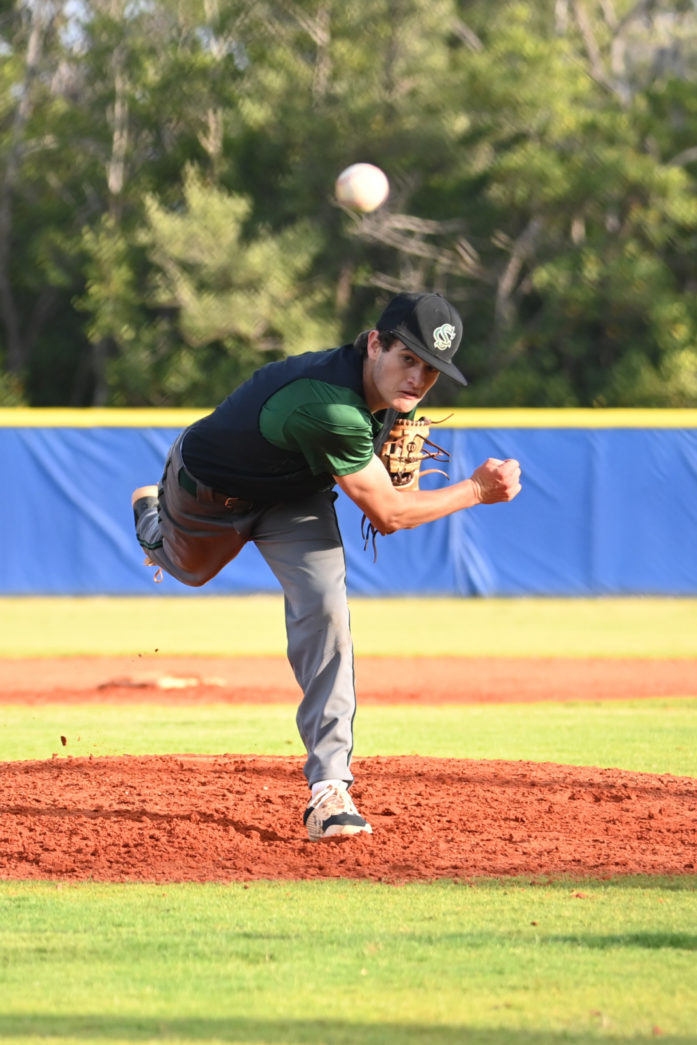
top-left (134, 432), bottom-right (357, 789)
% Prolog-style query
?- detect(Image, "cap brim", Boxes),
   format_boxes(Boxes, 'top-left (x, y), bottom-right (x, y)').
top-left (400, 337), bottom-right (468, 387)
top-left (434, 360), bottom-right (468, 387)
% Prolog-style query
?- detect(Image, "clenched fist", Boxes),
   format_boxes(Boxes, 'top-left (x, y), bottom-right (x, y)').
top-left (470, 457), bottom-right (522, 505)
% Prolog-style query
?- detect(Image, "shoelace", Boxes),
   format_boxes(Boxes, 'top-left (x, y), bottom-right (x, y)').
top-left (143, 555), bottom-right (163, 584)
top-left (311, 785), bottom-right (357, 816)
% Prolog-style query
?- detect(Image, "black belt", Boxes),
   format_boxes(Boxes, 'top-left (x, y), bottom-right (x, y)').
top-left (177, 467), bottom-right (253, 511)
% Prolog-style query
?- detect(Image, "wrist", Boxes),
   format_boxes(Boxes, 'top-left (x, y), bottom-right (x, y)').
top-left (464, 477), bottom-right (483, 507)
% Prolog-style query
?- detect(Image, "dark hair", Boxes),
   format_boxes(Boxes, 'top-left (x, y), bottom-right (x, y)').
top-left (353, 329), bottom-right (396, 356)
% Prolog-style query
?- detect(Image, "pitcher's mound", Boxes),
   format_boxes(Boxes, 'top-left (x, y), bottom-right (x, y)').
top-left (1, 754), bottom-right (694, 883)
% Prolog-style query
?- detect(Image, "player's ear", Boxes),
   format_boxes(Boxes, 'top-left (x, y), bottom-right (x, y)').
top-left (366, 330), bottom-right (383, 361)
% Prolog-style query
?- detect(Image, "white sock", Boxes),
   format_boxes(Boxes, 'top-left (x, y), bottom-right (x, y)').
top-left (311, 779), bottom-right (347, 798)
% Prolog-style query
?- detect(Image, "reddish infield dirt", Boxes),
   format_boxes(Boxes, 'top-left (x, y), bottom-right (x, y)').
top-left (1, 655), bottom-right (696, 884)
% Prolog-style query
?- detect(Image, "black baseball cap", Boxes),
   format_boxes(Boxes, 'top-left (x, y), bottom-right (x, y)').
top-left (376, 292), bottom-right (467, 386)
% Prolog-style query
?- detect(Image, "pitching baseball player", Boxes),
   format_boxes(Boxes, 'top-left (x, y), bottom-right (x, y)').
top-left (131, 292), bottom-right (521, 840)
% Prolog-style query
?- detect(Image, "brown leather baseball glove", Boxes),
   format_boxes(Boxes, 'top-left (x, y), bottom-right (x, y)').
top-left (362, 416), bottom-right (451, 558)
top-left (377, 417), bottom-right (450, 490)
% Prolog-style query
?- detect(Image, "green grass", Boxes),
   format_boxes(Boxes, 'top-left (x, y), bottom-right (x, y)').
top-left (2, 596), bottom-right (696, 657)
top-left (1, 699), bottom-right (696, 777)
top-left (1, 878), bottom-right (696, 1044)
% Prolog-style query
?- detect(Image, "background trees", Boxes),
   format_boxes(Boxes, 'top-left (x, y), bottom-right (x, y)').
top-left (1, 0), bottom-right (696, 407)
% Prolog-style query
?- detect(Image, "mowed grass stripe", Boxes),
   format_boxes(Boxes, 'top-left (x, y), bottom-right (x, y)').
top-left (2, 699), bottom-right (696, 777)
top-left (1, 596), bottom-right (696, 657)
top-left (1, 879), bottom-right (696, 1043)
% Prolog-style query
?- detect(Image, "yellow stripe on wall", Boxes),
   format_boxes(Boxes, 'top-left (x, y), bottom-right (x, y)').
top-left (0, 407), bottom-right (696, 428)
top-left (0, 408), bottom-right (207, 427)
top-left (437, 408), bottom-right (697, 428)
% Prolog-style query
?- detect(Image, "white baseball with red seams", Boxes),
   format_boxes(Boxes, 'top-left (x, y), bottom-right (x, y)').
top-left (335, 163), bottom-right (390, 212)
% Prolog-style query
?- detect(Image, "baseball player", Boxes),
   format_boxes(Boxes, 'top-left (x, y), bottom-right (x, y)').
top-left (131, 292), bottom-right (521, 840)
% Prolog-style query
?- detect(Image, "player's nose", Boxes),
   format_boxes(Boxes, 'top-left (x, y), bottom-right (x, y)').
top-left (411, 362), bottom-right (432, 388)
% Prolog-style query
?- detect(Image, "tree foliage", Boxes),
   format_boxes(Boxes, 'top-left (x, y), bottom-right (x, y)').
top-left (0, 0), bottom-right (696, 406)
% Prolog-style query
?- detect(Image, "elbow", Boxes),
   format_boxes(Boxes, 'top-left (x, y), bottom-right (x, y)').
top-left (363, 512), bottom-right (394, 536)
top-left (364, 505), bottom-right (414, 536)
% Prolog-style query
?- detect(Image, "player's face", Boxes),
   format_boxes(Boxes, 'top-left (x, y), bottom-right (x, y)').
top-left (365, 335), bottom-right (439, 413)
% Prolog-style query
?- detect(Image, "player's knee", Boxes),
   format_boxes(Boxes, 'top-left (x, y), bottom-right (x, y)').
top-left (180, 574), bottom-right (210, 588)
top-left (166, 558), bottom-right (221, 588)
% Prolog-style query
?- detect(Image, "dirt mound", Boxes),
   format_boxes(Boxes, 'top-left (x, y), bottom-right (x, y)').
top-left (2, 754), bottom-right (694, 883)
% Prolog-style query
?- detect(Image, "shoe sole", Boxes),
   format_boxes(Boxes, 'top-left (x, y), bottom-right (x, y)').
top-left (132, 495), bottom-right (158, 529)
top-left (310, 824), bottom-right (373, 841)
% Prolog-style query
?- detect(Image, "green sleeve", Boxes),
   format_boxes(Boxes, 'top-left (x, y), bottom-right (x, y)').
top-left (260, 380), bottom-right (380, 476)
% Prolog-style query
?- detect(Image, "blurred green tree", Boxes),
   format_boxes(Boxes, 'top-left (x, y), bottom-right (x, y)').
top-left (0, 0), bottom-right (695, 406)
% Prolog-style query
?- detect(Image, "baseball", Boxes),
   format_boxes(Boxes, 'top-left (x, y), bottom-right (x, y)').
top-left (335, 163), bottom-right (390, 213)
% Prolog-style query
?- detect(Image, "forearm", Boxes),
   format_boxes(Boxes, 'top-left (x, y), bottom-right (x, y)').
top-left (371, 478), bottom-right (483, 533)
top-left (336, 454), bottom-right (521, 535)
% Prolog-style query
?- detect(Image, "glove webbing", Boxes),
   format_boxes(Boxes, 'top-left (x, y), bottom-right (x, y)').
top-left (381, 431), bottom-right (450, 489)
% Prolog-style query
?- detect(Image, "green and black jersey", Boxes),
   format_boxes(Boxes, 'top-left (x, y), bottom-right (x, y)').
top-left (182, 343), bottom-right (384, 505)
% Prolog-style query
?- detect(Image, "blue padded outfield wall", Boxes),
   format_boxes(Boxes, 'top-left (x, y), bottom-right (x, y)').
top-left (2, 408), bottom-right (696, 596)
